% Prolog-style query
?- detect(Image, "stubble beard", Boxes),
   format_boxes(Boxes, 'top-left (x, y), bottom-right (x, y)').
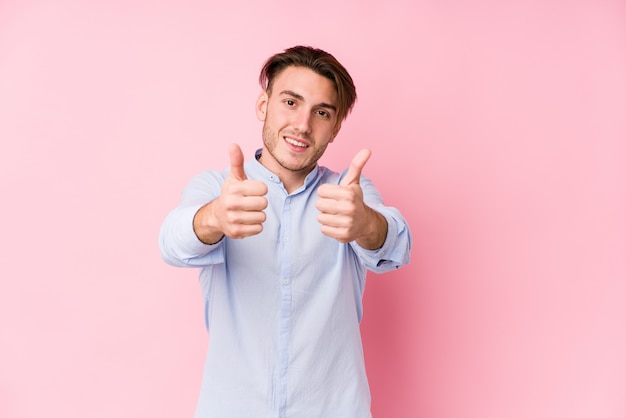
top-left (261, 121), bottom-right (328, 175)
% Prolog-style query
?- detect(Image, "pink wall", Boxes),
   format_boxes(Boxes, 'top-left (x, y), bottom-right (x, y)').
top-left (1, 1), bottom-right (625, 417)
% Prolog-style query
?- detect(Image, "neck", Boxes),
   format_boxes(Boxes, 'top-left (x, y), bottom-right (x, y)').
top-left (258, 152), bottom-right (313, 194)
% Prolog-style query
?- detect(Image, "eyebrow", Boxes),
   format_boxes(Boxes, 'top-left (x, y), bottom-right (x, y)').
top-left (279, 90), bottom-right (337, 113)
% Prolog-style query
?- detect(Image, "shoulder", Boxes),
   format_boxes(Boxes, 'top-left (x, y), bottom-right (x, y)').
top-left (190, 168), bottom-right (227, 186)
top-left (181, 168), bottom-right (227, 199)
top-left (318, 165), bottom-right (342, 185)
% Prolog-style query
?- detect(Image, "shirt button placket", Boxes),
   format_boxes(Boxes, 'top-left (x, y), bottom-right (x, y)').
top-left (277, 195), bottom-right (292, 417)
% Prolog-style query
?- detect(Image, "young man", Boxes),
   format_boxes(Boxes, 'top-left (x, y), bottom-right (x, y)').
top-left (160, 46), bottom-right (411, 418)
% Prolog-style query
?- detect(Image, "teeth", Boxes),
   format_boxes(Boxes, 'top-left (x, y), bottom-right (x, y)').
top-left (285, 137), bottom-right (308, 147)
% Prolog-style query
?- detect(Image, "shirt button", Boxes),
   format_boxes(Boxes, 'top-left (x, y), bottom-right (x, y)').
top-left (282, 279), bottom-right (289, 285)
top-left (283, 237), bottom-right (288, 242)
top-left (286, 198), bottom-right (291, 203)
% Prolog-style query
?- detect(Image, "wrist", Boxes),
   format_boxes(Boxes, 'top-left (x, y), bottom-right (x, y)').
top-left (357, 207), bottom-right (387, 250)
top-left (193, 201), bottom-right (225, 245)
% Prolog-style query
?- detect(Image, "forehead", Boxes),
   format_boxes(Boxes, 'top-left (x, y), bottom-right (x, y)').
top-left (271, 66), bottom-right (338, 105)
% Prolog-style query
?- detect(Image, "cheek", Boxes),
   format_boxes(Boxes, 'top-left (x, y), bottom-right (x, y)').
top-left (315, 124), bottom-right (336, 143)
top-left (266, 107), bottom-right (288, 126)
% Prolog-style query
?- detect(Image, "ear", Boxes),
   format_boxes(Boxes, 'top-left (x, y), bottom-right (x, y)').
top-left (256, 91), bottom-right (269, 121)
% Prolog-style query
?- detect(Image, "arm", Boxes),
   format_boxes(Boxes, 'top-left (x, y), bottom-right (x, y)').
top-left (351, 197), bottom-right (412, 273)
top-left (355, 205), bottom-right (388, 250)
top-left (159, 144), bottom-right (268, 267)
top-left (316, 149), bottom-right (412, 272)
top-left (192, 144), bottom-right (268, 245)
top-left (159, 172), bottom-right (225, 268)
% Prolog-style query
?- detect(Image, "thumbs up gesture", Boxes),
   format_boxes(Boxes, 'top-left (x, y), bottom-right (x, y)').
top-left (316, 149), bottom-right (388, 249)
top-left (193, 144), bottom-right (268, 244)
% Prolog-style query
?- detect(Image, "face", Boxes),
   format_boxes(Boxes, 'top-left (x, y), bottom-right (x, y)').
top-left (256, 66), bottom-right (341, 183)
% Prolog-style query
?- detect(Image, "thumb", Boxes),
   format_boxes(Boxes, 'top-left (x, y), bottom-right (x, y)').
top-left (340, 149), bottom-right (371, 187)
top-left (228, 143), bottom-right (247, 181)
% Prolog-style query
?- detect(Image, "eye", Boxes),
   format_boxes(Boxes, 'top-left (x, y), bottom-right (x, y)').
top-left (285, 99), bottom-right (296, 107)
top-left (317, 110), bottom-right (331, 119)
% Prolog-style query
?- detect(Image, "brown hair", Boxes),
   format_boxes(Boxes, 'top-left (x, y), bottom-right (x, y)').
top-left (259, 45), bottom-right (357, 124)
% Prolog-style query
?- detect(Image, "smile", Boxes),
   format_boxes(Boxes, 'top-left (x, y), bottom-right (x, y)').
top-left (284, 136), bottom-right (309, 148)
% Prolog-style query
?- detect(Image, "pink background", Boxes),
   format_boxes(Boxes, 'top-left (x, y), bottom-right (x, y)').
top-left (1, 1), bottom-right (625, 417)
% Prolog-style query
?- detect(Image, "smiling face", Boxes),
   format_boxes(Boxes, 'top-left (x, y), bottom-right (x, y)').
top-left (256, 65), bottom-right (341, 192)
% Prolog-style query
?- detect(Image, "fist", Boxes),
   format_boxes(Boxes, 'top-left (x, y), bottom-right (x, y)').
top-left (316, 149), bottom-right (372, 243)
top-left (193, 144), bottom-right (268, 243)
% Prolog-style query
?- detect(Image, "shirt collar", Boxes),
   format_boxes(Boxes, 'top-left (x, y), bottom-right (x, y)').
top-left (252, 148), bottom-right (322, 194)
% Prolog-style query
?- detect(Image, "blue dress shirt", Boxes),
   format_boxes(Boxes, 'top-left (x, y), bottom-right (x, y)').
top-left (159, 150), bottom-right (412, 418)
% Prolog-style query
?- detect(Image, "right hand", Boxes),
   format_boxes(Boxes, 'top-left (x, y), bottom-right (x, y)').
top-left (193, 144), bottom-right (268, 243)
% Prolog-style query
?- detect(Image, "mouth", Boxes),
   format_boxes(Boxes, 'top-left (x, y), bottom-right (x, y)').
top-left (284, 136), bottom-right (309, 149)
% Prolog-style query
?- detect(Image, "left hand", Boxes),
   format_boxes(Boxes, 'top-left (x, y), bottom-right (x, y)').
top-left (316, 149), bottom-right (376, 243)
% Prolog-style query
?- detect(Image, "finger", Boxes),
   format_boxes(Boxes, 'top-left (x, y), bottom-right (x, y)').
top-left (240, 180), bottom-right (268, 197)
top-left (316, 196), bottom-right (348, 214)
top-left (339, 148), bottom-right (371, 187)
top-left (235, 196), bottom-right (268, 212)
top-left (316, 183), bottom-right (348, 200)
top-left (229, 143), bottom-right (247, 181)
top-left (319, 224), bottom-right (352, 243)
top-left (317, 212), bottom-right (350, 228)
top-left (227, 210), bottom-right (267, 225)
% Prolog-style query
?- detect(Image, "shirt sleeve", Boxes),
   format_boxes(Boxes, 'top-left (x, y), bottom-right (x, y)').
top-left (159, 170), bottom-right (227, 268)
top-left (348, 176), bottom-right (412, 273)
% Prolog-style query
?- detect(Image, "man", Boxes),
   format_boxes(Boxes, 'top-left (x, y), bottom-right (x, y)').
top-left (159, 45), bottom-right (411, 418)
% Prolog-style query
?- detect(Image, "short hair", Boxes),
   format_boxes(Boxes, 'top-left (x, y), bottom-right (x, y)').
top-left (259, 45), bottom-right (357, 124)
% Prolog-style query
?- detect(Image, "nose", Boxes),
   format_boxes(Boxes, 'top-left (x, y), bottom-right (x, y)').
top-left (292, 109), bottom-right (312, 134)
